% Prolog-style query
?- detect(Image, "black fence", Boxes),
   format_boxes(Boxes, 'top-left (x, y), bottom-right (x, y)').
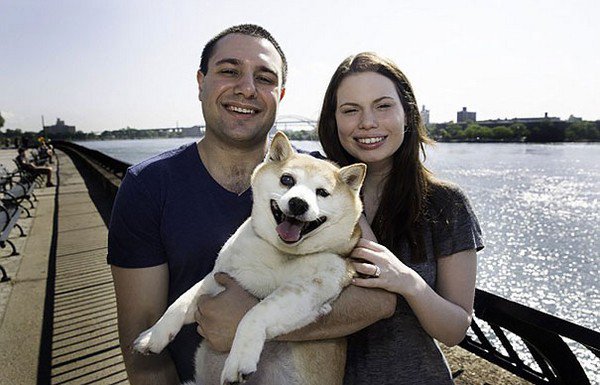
top-left (52, 140), bottom-right (130, 180)
top-left (53, 140), bottom-right (600, 385)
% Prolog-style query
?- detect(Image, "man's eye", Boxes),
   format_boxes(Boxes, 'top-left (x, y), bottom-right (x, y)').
top-left (220, 69), bottom-right (237, 75)
top-left (257, 75), bottom-right (275, 84)
top-left (280, 174), bottom-right (295, 187)
top-left (316, 188), bottom-right (330, 198)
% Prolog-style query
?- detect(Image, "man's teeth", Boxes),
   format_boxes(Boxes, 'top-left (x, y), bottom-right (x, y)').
top-left (357, 137), bottom-right (385, 144)
top-left (228, 106), bottom-right (256, 114)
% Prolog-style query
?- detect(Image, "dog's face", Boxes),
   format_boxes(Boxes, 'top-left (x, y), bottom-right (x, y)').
top-left (251, 132), bottom-right (366, 255)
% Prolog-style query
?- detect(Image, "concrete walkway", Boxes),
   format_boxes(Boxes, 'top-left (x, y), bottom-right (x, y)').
top-left (0, 149), bottom-right (127, 385)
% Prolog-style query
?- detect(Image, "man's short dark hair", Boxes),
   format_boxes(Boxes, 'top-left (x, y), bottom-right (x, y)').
top-left (199, 24), bottom-right (287, 86)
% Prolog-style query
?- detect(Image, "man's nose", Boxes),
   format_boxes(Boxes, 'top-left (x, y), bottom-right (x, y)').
top-left (234, 73), bottom-right (257, 99)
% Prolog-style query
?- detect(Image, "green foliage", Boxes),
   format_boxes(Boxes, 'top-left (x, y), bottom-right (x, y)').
top-left (566, 121), bottom-right (599, 141)
top-left (0, 113), bottom-right (4, 129)
top-left (491, 126), bottom-right (514, 140)
top-left (281, 129), bottom-right (318, 141)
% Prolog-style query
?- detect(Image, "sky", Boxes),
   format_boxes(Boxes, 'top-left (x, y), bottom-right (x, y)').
top-left (1, 0), bottom-right (599, 133)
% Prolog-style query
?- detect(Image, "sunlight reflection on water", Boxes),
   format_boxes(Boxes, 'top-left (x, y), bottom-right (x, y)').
top-left (78, 139), bottom-right (599, 380)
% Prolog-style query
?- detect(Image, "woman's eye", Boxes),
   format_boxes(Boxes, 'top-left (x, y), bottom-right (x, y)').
top-left (342, 108), bottom-right (358, 115)
top-left (378, 103), bottom-right (391, 109)
top-left (280, 174), bottom-right (295, 187)
top-left (316, 188), bottom-right (330, 197)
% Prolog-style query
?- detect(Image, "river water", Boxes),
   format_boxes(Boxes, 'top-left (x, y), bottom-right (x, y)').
top-left (76, 138), bottom-right (599, 380)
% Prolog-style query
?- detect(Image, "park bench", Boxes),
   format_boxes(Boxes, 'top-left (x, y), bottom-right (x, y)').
top-left (1, 176), bottom-right (37, 218)
top-left (12, 158), bottom-right (44, 188)
top-left (0, 164), bottom-right (19, 190)
top-left (0, 201), bottom-right (26, 281)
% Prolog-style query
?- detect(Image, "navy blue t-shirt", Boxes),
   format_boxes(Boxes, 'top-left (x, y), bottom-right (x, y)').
top-left (107, 143), bottom-right (252, 382)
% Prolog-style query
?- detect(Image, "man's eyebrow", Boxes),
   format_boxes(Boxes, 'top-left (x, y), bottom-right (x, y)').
top-left (257, 65), bottom-right (278, 78)
top-left (214, 58), bottom-right (241, 67)
top-left (213, 58), bottom-right (278, 77)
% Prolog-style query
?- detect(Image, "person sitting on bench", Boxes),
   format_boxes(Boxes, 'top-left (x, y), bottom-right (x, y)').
top-left (16, 147), bottom-right (54, 187)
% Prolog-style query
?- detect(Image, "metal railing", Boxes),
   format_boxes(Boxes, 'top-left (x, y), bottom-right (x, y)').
top-left (53, 140), bottom-right (600, 385)
top-left (52, 140), bottom-right (131, 179)
top-left (461, 290), bottom-right (599, 384)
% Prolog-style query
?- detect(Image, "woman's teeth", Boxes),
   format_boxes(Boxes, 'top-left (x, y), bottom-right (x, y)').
top-left (356, 137), bottom-right (384, 144)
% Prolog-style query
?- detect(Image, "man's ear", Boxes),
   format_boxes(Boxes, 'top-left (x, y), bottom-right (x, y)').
top-left (279, 87), bottom-right (286, 101)
top-left (268, 131), bottom-right (294, 162)
top-left (197, 70), bottom-right (205, 101)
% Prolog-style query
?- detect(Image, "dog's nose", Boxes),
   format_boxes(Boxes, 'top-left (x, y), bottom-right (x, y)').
top-left (288, 197), bottom-right (309, 216)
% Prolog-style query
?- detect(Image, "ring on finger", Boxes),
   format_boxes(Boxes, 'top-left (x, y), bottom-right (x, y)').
top-left (372, 265), bottom-right (381, 278)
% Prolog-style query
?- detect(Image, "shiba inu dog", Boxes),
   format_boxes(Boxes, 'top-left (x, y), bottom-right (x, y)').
top-left (133, 132), bottom-right (366, 385)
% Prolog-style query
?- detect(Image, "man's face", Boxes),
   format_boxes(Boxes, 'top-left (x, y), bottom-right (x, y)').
top-left (198, 33), bottom-right (285, 147)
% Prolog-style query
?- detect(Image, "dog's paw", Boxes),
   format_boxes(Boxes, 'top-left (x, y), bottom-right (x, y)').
top-left (220, 352), bottom-right (257, 385)
top-left (132, 328), bottom-right (172, 355)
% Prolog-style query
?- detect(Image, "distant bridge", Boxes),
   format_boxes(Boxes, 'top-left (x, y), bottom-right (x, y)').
top-left (140, 115), bottom-right (318, 136)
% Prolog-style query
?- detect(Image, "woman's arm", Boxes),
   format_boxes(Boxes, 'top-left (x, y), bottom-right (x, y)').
top-left (352, 239), bottom-right (477, 346)
top-left (195, 215), bottom-right (396, 352)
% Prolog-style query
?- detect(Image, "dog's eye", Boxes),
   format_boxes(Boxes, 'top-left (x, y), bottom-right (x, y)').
top-left (280, 174), bottom-right (295, 187)
top-left (316, 188), bottom-right (330, 198)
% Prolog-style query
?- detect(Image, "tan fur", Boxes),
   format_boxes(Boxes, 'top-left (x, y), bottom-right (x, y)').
top-left (133, 132), bottom-right (366, 385)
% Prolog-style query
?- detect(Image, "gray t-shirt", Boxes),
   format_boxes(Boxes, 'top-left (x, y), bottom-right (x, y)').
top-left (344, 183), bottom-right (484, 385)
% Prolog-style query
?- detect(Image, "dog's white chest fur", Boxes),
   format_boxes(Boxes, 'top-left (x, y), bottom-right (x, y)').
top-left (133, 133), bottom-right (366, 385)
top-left (216, 219), bottom-right (350, 300)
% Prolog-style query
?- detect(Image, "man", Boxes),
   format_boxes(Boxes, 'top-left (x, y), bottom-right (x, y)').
top-left (108, 24), bottom-right (394, 385)
top-left (16, 147), bottom-right (54, 187)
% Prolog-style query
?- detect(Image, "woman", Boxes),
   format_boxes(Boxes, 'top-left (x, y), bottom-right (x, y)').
top-left (318, 52), bottom-right (484, 384)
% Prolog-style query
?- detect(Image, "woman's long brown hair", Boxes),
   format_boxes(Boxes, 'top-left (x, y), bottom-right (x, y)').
top-left (318, 52), bottom-right (436, 262)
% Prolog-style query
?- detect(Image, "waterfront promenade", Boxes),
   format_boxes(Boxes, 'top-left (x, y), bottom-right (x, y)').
top-left (0, 148), bottom-right (530, 384)
top-left (0, 148), bottom-right (127, 384)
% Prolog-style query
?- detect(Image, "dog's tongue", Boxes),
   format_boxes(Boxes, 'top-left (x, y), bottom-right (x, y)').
top-left (276, 218), bottom-right (304, 243)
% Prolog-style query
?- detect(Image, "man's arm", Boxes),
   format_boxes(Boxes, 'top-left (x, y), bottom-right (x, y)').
top-left (111, 264), bottom-right (180, 385)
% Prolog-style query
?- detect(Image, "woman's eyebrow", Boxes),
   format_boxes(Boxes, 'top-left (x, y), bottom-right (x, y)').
top-left (373, 96), bottom-right (396, 103)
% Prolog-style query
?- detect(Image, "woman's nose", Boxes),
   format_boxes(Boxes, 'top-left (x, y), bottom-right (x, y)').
top-left (359, 110), bottom-right (378, 130)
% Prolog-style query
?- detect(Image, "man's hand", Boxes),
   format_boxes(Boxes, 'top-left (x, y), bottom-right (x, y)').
top-left (195, 273), bottom-right (259, 352)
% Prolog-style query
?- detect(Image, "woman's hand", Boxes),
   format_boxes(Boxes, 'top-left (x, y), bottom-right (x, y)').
top-left (351, 238), bottom-right (425, 297)
top-left (195, 273), bottom-right (259, 352)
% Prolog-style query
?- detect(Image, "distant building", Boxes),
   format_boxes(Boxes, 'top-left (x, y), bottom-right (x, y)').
top-left (568, 115), bottom-right (583, 122)
top-left (420, 105), bottom-right (430, 125)
top-left (44, 118), bottom-right (76, 136)
top-left (477, 112), bottom-right (562, 126)
top-left (457, 107), bottom-right (476, 123)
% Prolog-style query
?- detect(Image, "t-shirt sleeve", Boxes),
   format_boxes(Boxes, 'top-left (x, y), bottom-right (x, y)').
top-left (436, 185), bottom-right (484, 257)
top-left (107, 170), bottom-right (166, 267)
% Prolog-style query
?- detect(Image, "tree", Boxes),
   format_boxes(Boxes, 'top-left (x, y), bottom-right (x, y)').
top-left (0, 112), bottom-right (4, 129)
top-left (509, 123), bottom-right (529, 140)
top-left (491, 126), bottom-right (514, 140)
top-left (566, 121), bottom-right (599, 141)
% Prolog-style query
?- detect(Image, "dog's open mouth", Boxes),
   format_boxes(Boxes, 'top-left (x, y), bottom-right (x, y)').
top-left (270, 200), bottom-right (327, 244)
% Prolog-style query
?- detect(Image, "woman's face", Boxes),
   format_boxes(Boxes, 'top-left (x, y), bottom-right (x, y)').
top-left (335, 72), bottom-right (406, 172)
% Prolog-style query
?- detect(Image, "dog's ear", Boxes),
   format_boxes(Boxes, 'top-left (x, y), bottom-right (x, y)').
top-left (268, 131), bottom-right (294, 162)
top-left (339, 163), bottom-right (366, 191)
